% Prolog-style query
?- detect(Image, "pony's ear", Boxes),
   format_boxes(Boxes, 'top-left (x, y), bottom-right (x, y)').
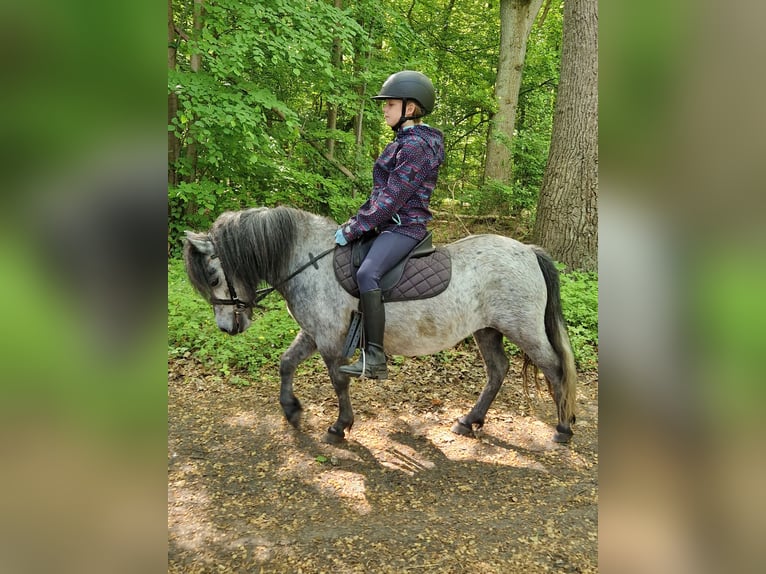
top-left (184, 231), bottom-right (215, 255)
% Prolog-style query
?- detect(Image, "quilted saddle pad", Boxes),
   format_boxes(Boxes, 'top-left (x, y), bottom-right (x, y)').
top-left (333, 244), bottom-right (452, 302)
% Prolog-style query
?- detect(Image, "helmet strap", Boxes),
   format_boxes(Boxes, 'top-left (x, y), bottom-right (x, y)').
top-left (391, 98), bottom-right (409, 131)
top-left (392, 98), bottom-right (423, 131)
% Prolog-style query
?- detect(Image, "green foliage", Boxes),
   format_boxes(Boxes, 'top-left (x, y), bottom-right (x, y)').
top-left (457, 179), bottom-right (538, 216)
top-left (168, 181), bottom-right (245, 256)
top-left (168, 0), bottom-right (564, 237)
top-left (512, 127), bottom-right (551, 204)
top-left (327, 184), bottom-right (369, 223)
top-left (558, 268), bottom-right (599, 369)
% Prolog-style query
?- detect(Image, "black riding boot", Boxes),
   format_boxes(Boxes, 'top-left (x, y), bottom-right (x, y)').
top-left (339, 289), bottom-right (388, 379)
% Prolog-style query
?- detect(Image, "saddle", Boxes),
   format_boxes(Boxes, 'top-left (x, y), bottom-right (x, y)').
top-left (333, 231), bottom-right (452, 302)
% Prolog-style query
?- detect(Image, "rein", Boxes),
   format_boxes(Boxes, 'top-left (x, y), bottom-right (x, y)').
top-left (210, 246), bottom-right (335, 310)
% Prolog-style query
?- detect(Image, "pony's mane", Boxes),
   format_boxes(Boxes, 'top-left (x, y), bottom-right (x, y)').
top-left (185, 207), bottom-right (300, 302)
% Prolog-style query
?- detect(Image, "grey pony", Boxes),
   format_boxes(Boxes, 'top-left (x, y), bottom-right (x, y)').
top-left (184, 206), bottom-right (577, 444)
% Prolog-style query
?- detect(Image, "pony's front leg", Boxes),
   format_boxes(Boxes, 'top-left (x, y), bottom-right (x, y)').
top-left (279, 330), bottom-right (317, 427)
top-left (321, 354), bottom-right (354, 444)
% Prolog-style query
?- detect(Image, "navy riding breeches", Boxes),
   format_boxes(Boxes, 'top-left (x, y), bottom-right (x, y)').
top-left (356, 231), bottom-right (419, 294)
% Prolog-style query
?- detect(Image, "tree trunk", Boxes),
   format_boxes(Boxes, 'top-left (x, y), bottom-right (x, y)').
top-left (190, 0), bottom-right (203, 73)
top-left (483, 0), bottom-right (544, 186)
top-left (352, 14), bottom-right (379, 198)
top-left (533, 0), bottom-right (598, 272)
top-left (352, 79), bottom-right (365, 198)
top-left (168, 0), bottom-right (180, 187)
top-left (326, 0), bottom-right (344, 157)
top-left (185, 0), bottom-right (204, 183)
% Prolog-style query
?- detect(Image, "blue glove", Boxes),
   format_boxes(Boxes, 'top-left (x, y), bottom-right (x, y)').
top-left (335, 227), bottom-right (348, 246)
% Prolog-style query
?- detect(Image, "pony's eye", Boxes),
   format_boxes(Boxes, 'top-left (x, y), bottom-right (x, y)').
top-left (210, 277), bottom-right (220, 287)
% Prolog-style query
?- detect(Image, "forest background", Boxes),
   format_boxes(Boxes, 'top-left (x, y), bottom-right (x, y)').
top-left (168, 0), bottom-right (567, 255)
top-left (167, 0), bottom-right (599, 375)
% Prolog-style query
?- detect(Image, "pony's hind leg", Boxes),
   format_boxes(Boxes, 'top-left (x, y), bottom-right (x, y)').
top-left (452, 328), bottom-right (509, 437)
top-left (321, 354), bottom-right (354, 444)
top-left (279, 330), bottom-right (317, 427)
top-left (521, 345), bottom-right (576, 443)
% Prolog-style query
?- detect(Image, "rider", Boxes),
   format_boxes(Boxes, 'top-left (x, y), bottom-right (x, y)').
top-left (334, 70), bottom-right (445, 379)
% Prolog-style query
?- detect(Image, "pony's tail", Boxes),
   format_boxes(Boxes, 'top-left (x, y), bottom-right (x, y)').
top-left (531, 247), bottom-right (577, 430)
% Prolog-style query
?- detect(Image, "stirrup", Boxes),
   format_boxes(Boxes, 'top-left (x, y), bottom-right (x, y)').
top-left (340, 349), bottom-right (388, 380)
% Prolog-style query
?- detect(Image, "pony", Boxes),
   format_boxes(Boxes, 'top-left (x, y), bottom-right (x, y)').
top-left (183, 206), bottom-right (577, 443)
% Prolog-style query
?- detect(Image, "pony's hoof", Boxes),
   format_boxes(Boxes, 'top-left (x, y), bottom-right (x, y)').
top-left (286, 410), bottom-right (302, 429)
top-left (281, 399), bottom-right (303, 428)
top-left (553, 430), bottom-right (573, 444)
top-left (451, 421), bottom-right (475, 437)
top-left (323, 426), bottom-right (346, 444)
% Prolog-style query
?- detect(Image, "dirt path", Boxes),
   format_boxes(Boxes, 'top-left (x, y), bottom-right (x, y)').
top-left (168, 353), bottom-right (598, 573)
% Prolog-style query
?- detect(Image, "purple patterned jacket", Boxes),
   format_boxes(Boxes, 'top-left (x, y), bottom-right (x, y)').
top-left (340, 124), bottom-right (445, 242)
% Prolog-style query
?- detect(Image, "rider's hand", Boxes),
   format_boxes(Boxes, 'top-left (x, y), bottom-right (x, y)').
top-left (334, 227), bottom-right (348, 246)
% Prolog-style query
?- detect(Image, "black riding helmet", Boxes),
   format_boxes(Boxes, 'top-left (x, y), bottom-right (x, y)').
top-left (372, 70), bottom-right (435, 130)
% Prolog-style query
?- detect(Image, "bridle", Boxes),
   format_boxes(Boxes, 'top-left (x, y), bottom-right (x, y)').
top-left (209, 254), bottom-right (252, 310)
top-left (208, 245), bottom-right (336, 318)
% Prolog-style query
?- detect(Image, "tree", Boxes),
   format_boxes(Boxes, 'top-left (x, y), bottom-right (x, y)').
top-left (326, 0), bottom-right (344, 158)
top-left (168, 0), bottom-right (181, 186)
top-left (184, 0), bottom-right (205, 183)
top-left (533, 0), bottom-right (598, 271)
top-left (483, 0), bottom-right (545, 186)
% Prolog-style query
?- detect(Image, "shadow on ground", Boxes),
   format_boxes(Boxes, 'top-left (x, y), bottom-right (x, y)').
top-left (168, 354), bottom-right (598, 573)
